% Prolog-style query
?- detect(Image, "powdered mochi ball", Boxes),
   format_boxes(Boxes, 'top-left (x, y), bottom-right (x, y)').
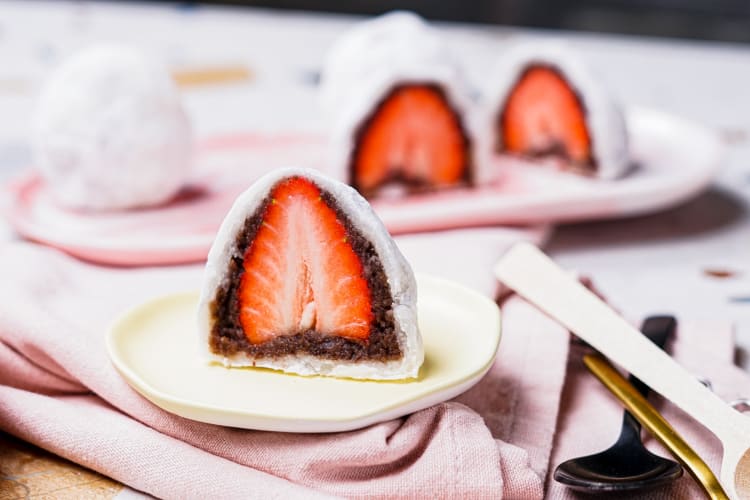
top-left (32, 45), bottom-right (192, 210)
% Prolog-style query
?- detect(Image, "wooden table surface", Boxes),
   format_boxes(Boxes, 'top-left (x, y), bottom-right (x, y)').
top-left (0, 432), bottom-right (122, 499)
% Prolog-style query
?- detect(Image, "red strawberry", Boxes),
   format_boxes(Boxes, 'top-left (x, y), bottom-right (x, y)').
top-left (500, 66), bottom-right (591, 166)
top-left (352, 85), bottom-right (469, 196)
top-left (238, 177), bottom-right (373, 344)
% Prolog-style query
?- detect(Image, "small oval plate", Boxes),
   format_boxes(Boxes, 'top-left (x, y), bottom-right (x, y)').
top-left (106, 274), bottom-right (501, 433)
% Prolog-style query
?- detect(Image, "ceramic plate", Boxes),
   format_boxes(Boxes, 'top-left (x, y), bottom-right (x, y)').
top-left (106, 274), bottom-right (501, 433)
top-left (4, 107), bottom-right (722, 264)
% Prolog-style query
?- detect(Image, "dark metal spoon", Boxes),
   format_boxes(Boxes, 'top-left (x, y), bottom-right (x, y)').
top-left (554, 316), bottom-right (684, 493)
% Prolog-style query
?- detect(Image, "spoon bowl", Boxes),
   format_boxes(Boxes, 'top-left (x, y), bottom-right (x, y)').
top-left (555, 413), bottom-right (683, 492)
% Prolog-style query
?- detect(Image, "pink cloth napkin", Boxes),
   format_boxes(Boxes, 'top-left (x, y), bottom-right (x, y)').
top-left (0, 227), bottom-right (563, 499)
top-left (1, 234), bottom-right (748, 499)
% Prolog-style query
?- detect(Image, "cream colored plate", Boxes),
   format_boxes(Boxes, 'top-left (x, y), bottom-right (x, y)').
top-left (107, 274), bottom-right (501, 433)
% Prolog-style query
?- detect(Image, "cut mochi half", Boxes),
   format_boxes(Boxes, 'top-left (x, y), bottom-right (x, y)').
top-left (482, 41), bottom-right (630, 179)
top-left (321, 11), bottom-right (486, 197)
top-left (197, 167), bottom-right (423, 380)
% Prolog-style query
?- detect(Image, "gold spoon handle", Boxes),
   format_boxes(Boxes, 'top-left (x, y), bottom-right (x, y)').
top-left (584, 353), bottom-right (730, 500)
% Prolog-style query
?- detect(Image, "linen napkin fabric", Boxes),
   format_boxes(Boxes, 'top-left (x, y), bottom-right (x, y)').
top-left (0, 227), bottom-right (562, 499)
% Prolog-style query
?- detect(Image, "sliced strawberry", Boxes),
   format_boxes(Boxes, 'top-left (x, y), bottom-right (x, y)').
top-left (238, 177), bottom-right (373, 344)
top-left (352, 84), bottom-right (469, 196)
top-left (500, 66), bottom-right (591, 166)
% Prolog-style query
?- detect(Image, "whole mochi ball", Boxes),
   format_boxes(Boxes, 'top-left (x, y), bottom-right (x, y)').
top-left (32, 45), bottom-right (192, 210)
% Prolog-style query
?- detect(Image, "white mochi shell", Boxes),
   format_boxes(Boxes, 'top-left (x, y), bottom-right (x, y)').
top-left (197, 167), bottom-right (423, 380)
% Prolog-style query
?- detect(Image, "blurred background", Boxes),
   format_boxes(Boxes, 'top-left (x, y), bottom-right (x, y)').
top-left (206, 0), bottom-right (750, 42)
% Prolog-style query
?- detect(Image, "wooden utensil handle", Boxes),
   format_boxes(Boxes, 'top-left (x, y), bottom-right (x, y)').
top-left (494, 243), bottom-right (744, 442)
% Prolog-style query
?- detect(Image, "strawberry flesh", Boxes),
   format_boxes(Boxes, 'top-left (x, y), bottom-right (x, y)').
top-left (352, 84), bottom-right (469, 196)
top-left (500, 66), bottom-right (592, 167)
top-left (238, 177), bottom-right (374, 345)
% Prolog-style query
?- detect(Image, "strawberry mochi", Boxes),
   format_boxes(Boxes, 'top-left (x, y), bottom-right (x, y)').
top-left (33, 44), bottom-right (192, 210)
top-left (482, 41), bottom-right (630, 179)
top-left (320, 11), bottom-right (486, 198)
top-left (197, 168), bottom-right (422, 380)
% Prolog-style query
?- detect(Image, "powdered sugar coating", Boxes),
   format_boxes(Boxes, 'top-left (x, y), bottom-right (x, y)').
top-left (320, 12), bottom-right (490, 187)
top-left (320, 12), bottom-right (447, 115)
top-left (197, 167), bottom-right (423, 380)
top-left (481, 40), bottom-right (630, 179)
top-left (32, 44), bottom-right (192, 210)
